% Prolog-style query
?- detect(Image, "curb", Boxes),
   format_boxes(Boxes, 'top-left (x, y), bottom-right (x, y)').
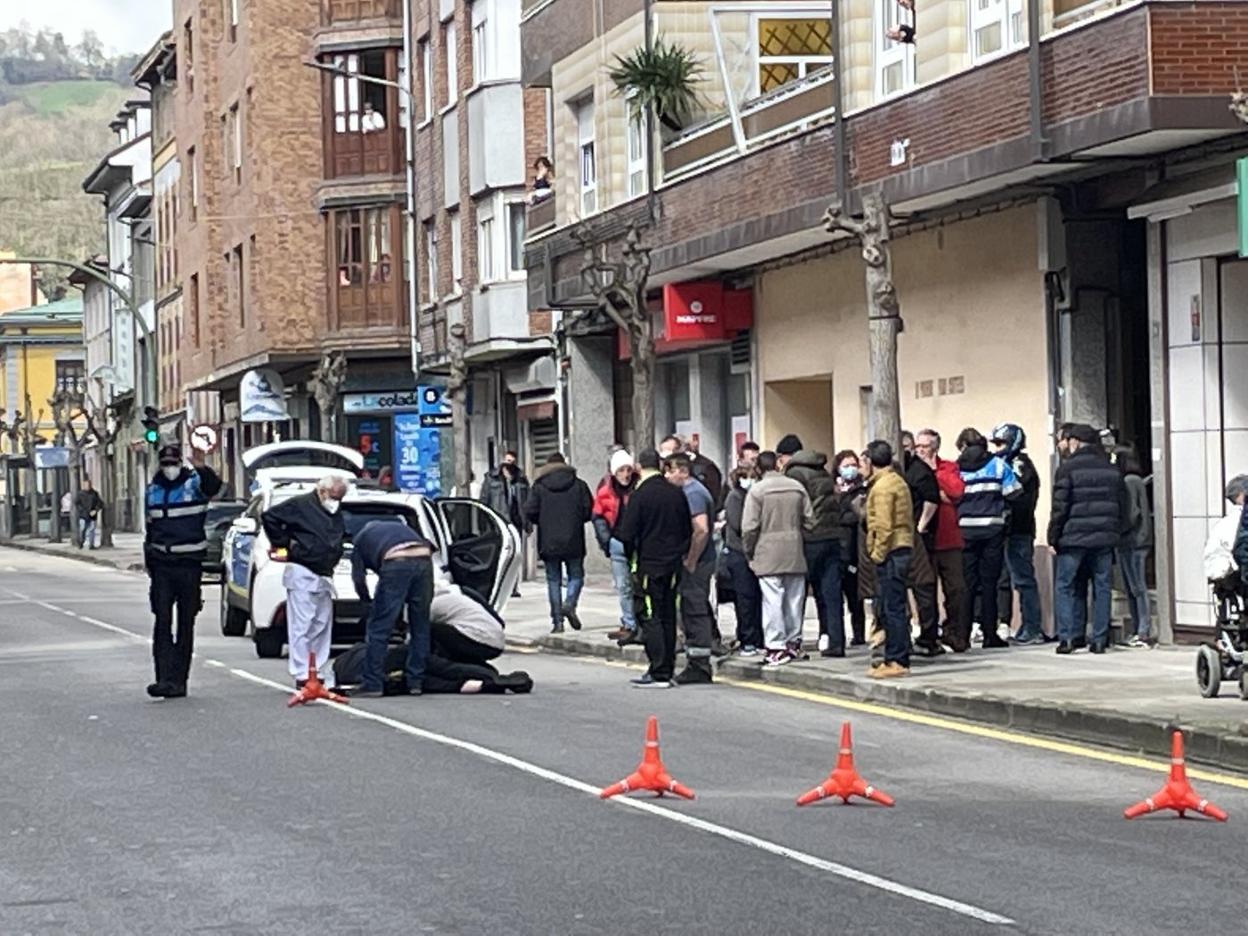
top-left (0, 539), bottom-right (146, 574)
top-left (508, 632), bottom-right (1248, 776)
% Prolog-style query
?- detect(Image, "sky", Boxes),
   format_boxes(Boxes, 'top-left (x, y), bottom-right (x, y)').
top-left (1, 0), bottom-right (170, 57)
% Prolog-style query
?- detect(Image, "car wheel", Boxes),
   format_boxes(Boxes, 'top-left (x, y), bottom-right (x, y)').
top-left (254, 626), bottom-right (285, 659)
top-left (1196, 645), bottom-right (1222, 699)
top-left (220, 587), bottom-right (248, 637)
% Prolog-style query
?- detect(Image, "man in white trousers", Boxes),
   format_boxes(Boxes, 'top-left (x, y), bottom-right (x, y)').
top-left (742, 450), bottom-right (813, 668)
top-left (262, 476), bottom-right (348, 687)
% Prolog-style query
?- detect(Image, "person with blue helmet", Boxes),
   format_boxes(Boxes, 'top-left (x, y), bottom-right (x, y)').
top-left (990, 423), bottom-right (1044, 644)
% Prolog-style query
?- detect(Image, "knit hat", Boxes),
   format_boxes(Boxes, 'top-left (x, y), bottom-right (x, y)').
top-left (609, 449), bottom-right (634, 474)
top-left (775, 434), bottom-right (803, 456)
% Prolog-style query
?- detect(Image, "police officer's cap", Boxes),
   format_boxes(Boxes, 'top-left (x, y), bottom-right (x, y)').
top-left (158, 444), bottom-right (183, 465)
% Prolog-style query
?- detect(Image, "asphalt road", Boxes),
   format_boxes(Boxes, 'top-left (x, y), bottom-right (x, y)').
top-left (1, 550), bottom-right (1244, 936)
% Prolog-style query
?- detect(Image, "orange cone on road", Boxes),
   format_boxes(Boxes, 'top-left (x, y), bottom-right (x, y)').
top-left (796, 722), bottom-right (895, 807)
top-left (600, 716), bottom-right (695, 800)
top-left (287, 651), bottom-right (349, 707)
top-left (1123, 730), bottom-right (1227, 821)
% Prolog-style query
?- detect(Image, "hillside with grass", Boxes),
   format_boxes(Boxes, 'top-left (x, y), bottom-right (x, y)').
top-left (0, 26), bottom-right (139, 299)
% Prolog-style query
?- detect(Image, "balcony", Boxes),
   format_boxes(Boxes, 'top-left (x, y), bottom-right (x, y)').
top-left (526, 194), bottom-right (556, 237)
top-left (470, 280), bottom-right (532, 360)
top-left (467, 83), bottom-right (526, 197)
top-left (328, 204), bottom-right (407, 337)
top-left (322, 0), bottom-right (399, 25)
top-left (321, 48), bottom-right (403, 180)
top-left (662, 67), bottom-right (836, 183)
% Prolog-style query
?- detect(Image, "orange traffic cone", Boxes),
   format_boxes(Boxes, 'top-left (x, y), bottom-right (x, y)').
top-left (600, 716), bottom-right (695, 800)
top-left (796, 722), bottom-right (895, 807)
top-left (287, 651), bottom-right (349, 707)
top-left (1124, 730), bottom-right (1227, 821)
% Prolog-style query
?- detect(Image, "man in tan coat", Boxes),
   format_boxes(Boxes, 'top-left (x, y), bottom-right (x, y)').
top-left (743, 451), bottom-right (814, 667)
top-left (864, 440), bottom-right (915, 678)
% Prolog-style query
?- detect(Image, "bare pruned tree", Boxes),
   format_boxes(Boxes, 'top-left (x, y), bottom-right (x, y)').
top-left (577, 224), bottom-right (656, 452)
top-left (49, 388), bottom-right (87, 546)
top-left (825, 191), bottom-right (903, 453)
top-left (82, 392), bottom-right (133, 549)
top-left (447, 322), bottom-right (471, 496)
top-left (311, 351), bottom-right (348, 445)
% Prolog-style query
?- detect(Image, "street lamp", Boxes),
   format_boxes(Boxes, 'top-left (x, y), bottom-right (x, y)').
top-left (305, 48), bottom-right (421, 378)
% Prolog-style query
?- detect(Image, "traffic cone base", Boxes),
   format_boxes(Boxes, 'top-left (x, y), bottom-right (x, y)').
top-left (287, 652), bottom-right (349, 707)
top-left (796, 722), bottom-right (894, 808)
top-left (1124, 731), bottom-right (1226, 821)
top-left (601, 716), bottom-right (695, 800)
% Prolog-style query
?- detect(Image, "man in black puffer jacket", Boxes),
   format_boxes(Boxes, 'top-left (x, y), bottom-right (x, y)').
top-left (1047, 424), bottom-right (1128, 654)
top-left (524, 453), bottom-right (593, 633)
top-left (785, 449), bottom-right (846, 657)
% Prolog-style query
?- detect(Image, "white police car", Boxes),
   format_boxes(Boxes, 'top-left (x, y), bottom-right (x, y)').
top-left (219, 441), bottom-right (521, 658)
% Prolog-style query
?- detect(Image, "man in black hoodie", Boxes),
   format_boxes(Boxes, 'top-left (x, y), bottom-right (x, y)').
top-left (262, 475), bottom-right (348, 687)
top-left (1048, 424), bottom-right (1127, 654)
top-left (991, 423), bottom-right (1043, 644)
top-left (616, 449), bottom-right (693, 687)
top-left (785, 448), bottom-right (846, 657)
top-left (524, 453), bottom-right (593, 634)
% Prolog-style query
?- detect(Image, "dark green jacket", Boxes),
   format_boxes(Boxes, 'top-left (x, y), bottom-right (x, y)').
top-left (784, 450), bottom-right (841, 543)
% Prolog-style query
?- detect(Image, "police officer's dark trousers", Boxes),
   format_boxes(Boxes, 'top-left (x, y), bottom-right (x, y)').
top-left (150, 563), bottom-right (201, 688)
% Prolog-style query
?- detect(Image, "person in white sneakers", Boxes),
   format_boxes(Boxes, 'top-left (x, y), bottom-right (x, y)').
top-left (742, 450), bottom-right (814, 666)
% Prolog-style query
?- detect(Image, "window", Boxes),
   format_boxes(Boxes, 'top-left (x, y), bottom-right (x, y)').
top-left (55, 361), bottom-right (85, 396)
top-left (970, 0), bottom-right (1024, 62)
top-left (190, 273), bottom-right (200, 346)
top-left (398, 46), bottom-right (409, 129)
top-left (183, 18), bottom-right (194, 93)
top-left (756, 17), bottom-right (833, 94)
top-left (478, 202), bottom-right (495, 282)
top-left (443, 20), bottom-right (457, 106)
top-left (234, 244), bottom-right (245, 324)
top-left (877, 0), bottom-right (914, 97)
top-left (449, 211), bottom-right (462, 286)
top-left (188, 146), bottom-right (198, 221)
top-left (248, 235), bottom-right (257, 322)
top-left (226, 0), bottom-right (238, 42)
top-left (575, 97), bottom-right (595, 216)
top-left (333, 53), bottom-right (362, 133)
top-left (227, 102), bottom-right (242, 182)
top-left (335, 208), bottom-right (393, 302)
top-left (419, 39), bottom-right (432, 121)
top-left (424, 221), bottom-right (437, 302)
top-left (507, 201), bottom-right (525, 273)
top-left (471, 1), bottom-right (489, 83)
top-left (626, 103), bottom-right (647, 197)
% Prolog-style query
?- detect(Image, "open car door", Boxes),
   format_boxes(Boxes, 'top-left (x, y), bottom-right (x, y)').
top-left (435, 498), bottom-right (521, 611)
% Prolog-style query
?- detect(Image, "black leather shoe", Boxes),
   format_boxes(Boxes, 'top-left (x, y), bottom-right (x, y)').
top-left (673, 665), bottom-right (713, 686)
top-left (1089, 641), bottom-right (1107, 654)
top-left (563, 607), bottom-right (583, 631)
top-left (165, 684), bottom-right (187, 698)
top-left (1055, 642), bottom-right (1074, 655)
top-left (146, 682), bottom-right (172, 698)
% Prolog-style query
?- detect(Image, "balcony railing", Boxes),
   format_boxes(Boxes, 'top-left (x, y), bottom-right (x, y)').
top-left (662, 66), bottom-right (837, 183)
top-left (323, 0), bottom-right (398, 25)
top-left (527, 194), bottom-right (556, 237)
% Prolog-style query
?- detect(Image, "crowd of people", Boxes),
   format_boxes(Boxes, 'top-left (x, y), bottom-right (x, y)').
top-left (519, 424), bottom-right (1152, 687)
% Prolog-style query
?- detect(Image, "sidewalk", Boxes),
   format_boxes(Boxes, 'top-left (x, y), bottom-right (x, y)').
top-left (503, 584), bottom-right (1248, 774)
top-left (0, 532), bottom-right (147, 572)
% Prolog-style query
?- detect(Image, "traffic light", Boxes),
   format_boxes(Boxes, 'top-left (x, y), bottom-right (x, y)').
top-left (142, 406), bottom-right (160, 447)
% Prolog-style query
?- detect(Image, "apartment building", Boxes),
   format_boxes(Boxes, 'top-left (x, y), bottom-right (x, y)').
top-left (521, 0), bottom-right (1248, 637)
top-left (411, 0), bottom-right (556, 480)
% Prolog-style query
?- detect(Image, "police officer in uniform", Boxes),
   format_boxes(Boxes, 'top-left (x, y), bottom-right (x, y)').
top-left (145, 444), bottom-right (222, 698)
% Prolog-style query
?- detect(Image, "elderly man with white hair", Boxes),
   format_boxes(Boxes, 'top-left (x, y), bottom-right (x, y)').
top-left (262, 475), bottom-right (349, 687)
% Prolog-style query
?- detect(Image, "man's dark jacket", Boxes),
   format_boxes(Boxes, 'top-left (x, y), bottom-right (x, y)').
top-left (690, 452), bottom-right (723, 508)
top-left (262, 491), bottom-right (346, 577)
top-left (1006, 452), bottom-right (1042, 538)
top-left (523, 463), bottom-right (593, 561)
top-left (785, 450), bottom-right (840, 543)
top-left (1047, 446), bottom-right (1127, 551)
top-left (480, 466), bottom-right (530, 528)
top-left (616, 473), bottom-right (693, 576)
top-left (75, 488), bottom-right (104, 519)
top-left (350, 519), bottom-right (432, 603)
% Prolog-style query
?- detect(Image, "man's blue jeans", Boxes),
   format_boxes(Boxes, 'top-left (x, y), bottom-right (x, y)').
top-left (876, 548), bottom-right (912, 666)
top-left (608, 539), bottom-right (636, 630)
top-left (363, 557), bottom-right (434, 692)
top-left (804, 538), bottom-right (844, 652)
top-left (1004, 534), bottom-right (1042, 639)
top-left (1055, 547), bottom-right (1112, 646)
top-left (79, 517), bottom-right (97, 549)
top-left (545, 557), bottom-right (585, 625)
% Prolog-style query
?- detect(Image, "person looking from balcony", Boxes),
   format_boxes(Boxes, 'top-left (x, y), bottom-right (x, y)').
top-left (361, 101), bottom-right (387, 133)
top-left (528, 156), bottom-right (554, 204)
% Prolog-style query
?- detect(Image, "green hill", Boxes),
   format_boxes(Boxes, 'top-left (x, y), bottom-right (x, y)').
top-left (0, 79), bottom-right (131, 298)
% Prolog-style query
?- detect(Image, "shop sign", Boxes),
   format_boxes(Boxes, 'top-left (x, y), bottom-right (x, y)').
top-left (393, 386), bottom-right (450, 496)
top-left (1238, 156), bottom-right (1248, 259)
top-left (240, 368), bottom-right (289, 423)
top-left (342, 390), bottom-right (423, 413)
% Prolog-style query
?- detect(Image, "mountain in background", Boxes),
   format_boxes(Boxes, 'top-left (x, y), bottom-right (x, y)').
top-left (0, 25), bottom-right (141, 299)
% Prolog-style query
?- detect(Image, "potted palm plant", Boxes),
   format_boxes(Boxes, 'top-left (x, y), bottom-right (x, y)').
top-left (608, 37), bottom-right (702, 135)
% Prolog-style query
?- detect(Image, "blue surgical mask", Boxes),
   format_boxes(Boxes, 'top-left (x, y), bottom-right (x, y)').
top-left (838, 466), bottom-right (860, 481)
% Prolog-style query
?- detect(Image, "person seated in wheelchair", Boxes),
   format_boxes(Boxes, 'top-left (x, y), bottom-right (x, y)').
top-left (1207, 475), bottom-right (1248, 594)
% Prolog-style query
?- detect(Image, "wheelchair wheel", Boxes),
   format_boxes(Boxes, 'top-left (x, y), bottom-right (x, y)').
top-left (1197, 645), bottom-right (1222, 699)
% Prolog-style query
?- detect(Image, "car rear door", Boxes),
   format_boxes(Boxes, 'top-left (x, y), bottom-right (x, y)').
top-left (435, 499), bottom-right (521, 611)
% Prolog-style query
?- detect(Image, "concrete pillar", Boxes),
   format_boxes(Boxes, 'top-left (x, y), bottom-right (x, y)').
top-left (1146, 223), bottom-right (1174, 644)
top-left (566, 334), bottom-right (615, 576)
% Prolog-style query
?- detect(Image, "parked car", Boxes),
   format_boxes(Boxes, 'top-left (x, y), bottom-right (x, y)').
top-left (203, 501), bottom-right (248, 582)
top-left (219, 441), bottom-right (521, 657)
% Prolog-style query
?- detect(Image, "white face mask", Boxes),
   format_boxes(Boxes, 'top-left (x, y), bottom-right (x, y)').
top-left (740, 478), bottom-right (755, 490)
top-left (161, 465), bottom-right (182, 481)
top-left (322, 498), bottom-right (342, 515)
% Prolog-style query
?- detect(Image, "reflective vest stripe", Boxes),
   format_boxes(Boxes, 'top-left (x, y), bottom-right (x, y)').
top-left (149, 541), bottom-right (209, 554)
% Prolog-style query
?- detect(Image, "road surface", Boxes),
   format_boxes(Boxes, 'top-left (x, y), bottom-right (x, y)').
top-left (0, 550), bottom-right (1241, 935)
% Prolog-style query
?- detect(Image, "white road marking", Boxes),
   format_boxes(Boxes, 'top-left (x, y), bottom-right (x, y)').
top-left (21, 594), bottom-right (1015, 926)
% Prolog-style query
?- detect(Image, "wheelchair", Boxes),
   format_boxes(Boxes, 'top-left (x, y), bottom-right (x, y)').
top-left (1196, 576), bottom-right (1248, 699)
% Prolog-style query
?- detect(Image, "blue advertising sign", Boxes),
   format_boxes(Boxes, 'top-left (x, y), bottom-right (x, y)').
top-left (393, 385), bottom-right (450, 496)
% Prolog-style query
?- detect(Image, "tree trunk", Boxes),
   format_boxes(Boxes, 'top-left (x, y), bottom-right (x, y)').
top-left (859, 192), bottom-right (903, 454)
top-left (448, 324), bottom-right (471, 496)
top-left (629, 308), bottom-right (657, 453)
top-left (68, 456), bottom-right (82, 548)
top-left (49, 470), bottom-right (62, 543)
top-left (99, 453), bottom-right (115, 548)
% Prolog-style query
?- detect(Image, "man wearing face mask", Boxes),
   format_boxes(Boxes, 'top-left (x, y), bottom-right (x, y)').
top-left (144, 444), bottom-right (223, 698)
top-left (262, 475), bottom-right (349, 688)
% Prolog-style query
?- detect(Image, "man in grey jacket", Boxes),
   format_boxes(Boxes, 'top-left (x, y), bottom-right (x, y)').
top-left (743, 451), bottom-right (814, 667)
